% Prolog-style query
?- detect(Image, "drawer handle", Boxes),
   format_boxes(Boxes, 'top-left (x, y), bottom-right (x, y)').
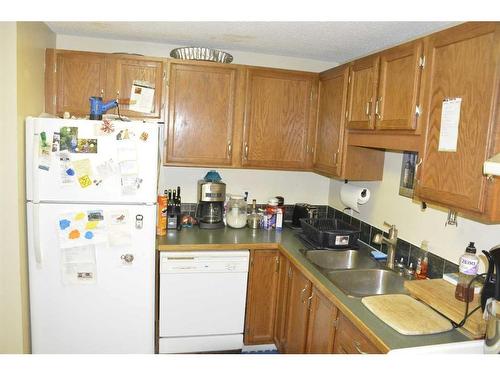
top-left (354, 341), bottom-right (367, 354)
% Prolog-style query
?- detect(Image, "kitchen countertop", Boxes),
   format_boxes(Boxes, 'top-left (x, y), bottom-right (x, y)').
top-left (156, 226), bottom-right (471, 352)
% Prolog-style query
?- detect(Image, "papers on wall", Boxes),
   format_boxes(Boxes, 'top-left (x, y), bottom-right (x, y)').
top-left (58, 210), bottom-right (107, 248)
top-left (129, 80), bottom-right (155, 113)
top-left (61, 245), bottom-right (97, 285)
top-left (108, 210), bottom-right (132, 247)
top-left (438, 98), bottom-right (462, 152)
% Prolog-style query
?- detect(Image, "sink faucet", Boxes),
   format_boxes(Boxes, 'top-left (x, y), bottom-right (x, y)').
top-left (372, 222), bottom-right (398, 270)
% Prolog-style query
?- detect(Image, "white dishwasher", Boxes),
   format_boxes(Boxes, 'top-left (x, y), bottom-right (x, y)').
top-left (158, 250), bottom-right (250, 353)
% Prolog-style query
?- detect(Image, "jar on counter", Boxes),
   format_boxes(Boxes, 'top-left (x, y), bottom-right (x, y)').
top-left (226, 195), bottom-right (247, 229)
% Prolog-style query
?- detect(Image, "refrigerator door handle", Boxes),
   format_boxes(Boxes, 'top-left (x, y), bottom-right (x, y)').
top-left (31, 120), bottom-right (40, 203)
top-left (33, 204), bottom-right (43, 266)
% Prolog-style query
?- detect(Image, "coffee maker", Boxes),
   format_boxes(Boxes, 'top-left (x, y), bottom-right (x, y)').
top-left (481, 246), bottom-right (500, 354)
top-left (196, 171), bottom-right (226, 229)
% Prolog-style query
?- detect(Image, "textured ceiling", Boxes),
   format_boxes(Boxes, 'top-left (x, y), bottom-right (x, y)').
top-left (46, 21), bottom-right (457, 63)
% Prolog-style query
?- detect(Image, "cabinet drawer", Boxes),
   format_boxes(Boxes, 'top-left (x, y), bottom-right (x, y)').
top-left (333, 313), bottom-right (381, 354)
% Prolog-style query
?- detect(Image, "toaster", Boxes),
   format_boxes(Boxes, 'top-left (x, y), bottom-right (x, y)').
top-left (292, 203), bottom-right (318, 227)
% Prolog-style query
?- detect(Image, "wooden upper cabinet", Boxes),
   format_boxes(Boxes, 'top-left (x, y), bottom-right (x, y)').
top-left (282, 263), bottom-right (312, 354)
top-left (375, 40), bottom-right (424, 131)
top-left (52, 50), bottom-right (107, 116)
top-left (305, 286), bottom-right (338, 354)
top-left (165, 62), bottom-right (241, 166)
top-left (106, 57), bottom-right (164, 118)
top-left (244, 250), bottom-right (280, 345)
top-left (346, 55), bottom-right (379, 130)
top-left (416, 23), bottom-right (500, 215)
top-left (314, 65), bottom-right (349, 177)
top-left (333, 312), bottom-right (381, 354)
top-left (242, 68), bottom-right (316, 170)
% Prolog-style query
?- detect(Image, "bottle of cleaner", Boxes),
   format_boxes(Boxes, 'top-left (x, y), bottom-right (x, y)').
top-left (455, 242), bottom-right (479, 302)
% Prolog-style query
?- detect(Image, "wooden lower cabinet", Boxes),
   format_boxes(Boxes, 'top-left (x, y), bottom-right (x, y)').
top-left (305, 286), bottom-right (338, 353)
top-left (244, 250), bottom-right (280, 345)
top-left (333, 312), bottom-right (381, 354)
top-left (281, 263), bottom-right (312, 353)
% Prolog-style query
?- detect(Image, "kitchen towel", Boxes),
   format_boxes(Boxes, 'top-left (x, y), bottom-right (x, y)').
top-left (340, 183), bottom-right (370, 212)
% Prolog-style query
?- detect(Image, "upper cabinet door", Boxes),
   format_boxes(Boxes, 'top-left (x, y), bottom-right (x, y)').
top-left (55, 51), bottom-right (107, 116)
top-left (242, 68), bottom-right (315, 170)
top-left (109, 57), bottom-right (164, 118)
top-left (375, 41), bottom-right (424, 131)
top-left (346, 55), bottom-right (379, 130)
top-left (417, 23), bottom-right (500, 213)
top-left (314, 65), bottom-right (349, 177)
top-left (165, 62), bottom-right (240, 166)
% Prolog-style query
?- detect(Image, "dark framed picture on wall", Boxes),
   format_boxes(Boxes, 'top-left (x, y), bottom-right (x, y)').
top-left (399, 151), bottom-right (418, 198)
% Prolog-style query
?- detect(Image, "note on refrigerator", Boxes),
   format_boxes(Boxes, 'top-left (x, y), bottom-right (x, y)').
top-left (61, 245), bottom-right (97, 285)
top-left (438, 98), bottom-right (462, 152)
top-left (57, 210), bottom-right (107, 249)
top-left (108, 210), bottom-right (132, 247)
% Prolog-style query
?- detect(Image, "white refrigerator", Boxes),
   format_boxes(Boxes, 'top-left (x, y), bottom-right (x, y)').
top-left (25, 117), bottom-right (159, 354)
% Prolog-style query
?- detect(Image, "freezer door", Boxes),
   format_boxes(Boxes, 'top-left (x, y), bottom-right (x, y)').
top-left (26, 117), bottom-right (159, 204)
top-left (27, 202), bottom-right (156, 354)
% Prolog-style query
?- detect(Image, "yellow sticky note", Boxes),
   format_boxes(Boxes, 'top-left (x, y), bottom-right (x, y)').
top-left (74, 212), bottom-right (86, 221)
top-left (85, 221), bottom-right (98, 230)
top-left (78, 175), bottom-right (92, 188)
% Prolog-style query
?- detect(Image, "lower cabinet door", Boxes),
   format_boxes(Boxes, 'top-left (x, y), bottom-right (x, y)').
top-left (333, 312), bottom-right (381, 354)
top-left (244, 250), bottom-right (280, 345)
top-left (273, 254), bottom-right (290, 352)
top-left (282, 264), bottom-right (312, 354)
top-left (305, 287), bottom-right (338, 353)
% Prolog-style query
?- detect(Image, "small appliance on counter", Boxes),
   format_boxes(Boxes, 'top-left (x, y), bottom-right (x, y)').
top-left (196, 171), bottom-right (226, 229)
top-left (292, 203), bottom-right (318, 227)
top-left (481, 246), bottom-right (500, 354)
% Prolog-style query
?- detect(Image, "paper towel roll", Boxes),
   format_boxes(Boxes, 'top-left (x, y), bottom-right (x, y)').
top-left (340, 184), bottom-right (370, 212)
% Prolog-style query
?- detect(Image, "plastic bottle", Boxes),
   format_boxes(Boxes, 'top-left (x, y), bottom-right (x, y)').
top-left (416, 240), bottom-right (429, 280)
top-left (455, 242), bottom-right (480, 302)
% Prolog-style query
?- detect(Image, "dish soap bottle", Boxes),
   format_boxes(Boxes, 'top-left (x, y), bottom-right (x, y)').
top-left (455, 242), bottom-right (479, 302)
top-left (415, 240), bottom-right (429, 280)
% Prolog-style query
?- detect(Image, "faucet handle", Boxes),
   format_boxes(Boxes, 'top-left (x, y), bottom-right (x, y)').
top-left (383, 221), bottom-right (398, 238)
top-left (383, 221), bottom-right (396, 229)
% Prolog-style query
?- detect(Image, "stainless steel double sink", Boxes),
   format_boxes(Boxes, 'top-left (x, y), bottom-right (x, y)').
top-left (301, 248), bottom-right (406, 298)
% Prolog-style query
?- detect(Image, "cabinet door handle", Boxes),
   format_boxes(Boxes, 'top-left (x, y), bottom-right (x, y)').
top-left (375, 97), bottom-right (382, 119)
top-left (354, 341), bottom-right (367, 354)
top-left (275, 256), bottom-right (280, 272)
top-left (306, 293), bottom-right (314, 309)
top-left (333, 152), bottom-right (338, 165)
top-left (227, 141), bottom-right (232, 157)
top-left (365, 101), bottom-right (371, 117)
top-left (244, 143), bottom-right (249, 159)
top-left (414, 158), bottom-right (423, 186)
top-left (100, 89), bottom-right (105, 98)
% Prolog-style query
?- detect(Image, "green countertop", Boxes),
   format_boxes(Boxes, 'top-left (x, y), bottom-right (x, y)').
top-left (156, 226), bottom-right (471, 352)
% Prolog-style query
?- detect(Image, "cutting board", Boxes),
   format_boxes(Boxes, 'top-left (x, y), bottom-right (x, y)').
top-left (361, 294), bottom-right (453, 335)
top-left (404, 279), bottom-right (486, 339)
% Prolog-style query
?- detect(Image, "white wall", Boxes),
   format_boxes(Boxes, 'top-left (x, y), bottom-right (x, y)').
top-left (329, 151), bottom-right (500, 269)
top-left (56, 34), bottom-right (335, 72)
top-left (56, 33), bottom-right (333, 204)
top-left (159, 167), bottom-right (330, 205)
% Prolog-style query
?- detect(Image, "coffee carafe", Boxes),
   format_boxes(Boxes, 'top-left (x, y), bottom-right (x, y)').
top-left (481, 246), bottom-right (500, 354)
top-left (196, 171), bottom-right (226, 229)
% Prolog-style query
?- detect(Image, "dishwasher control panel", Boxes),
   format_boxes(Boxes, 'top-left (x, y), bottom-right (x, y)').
top-left (160, 251), bottom-right (250, 273)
